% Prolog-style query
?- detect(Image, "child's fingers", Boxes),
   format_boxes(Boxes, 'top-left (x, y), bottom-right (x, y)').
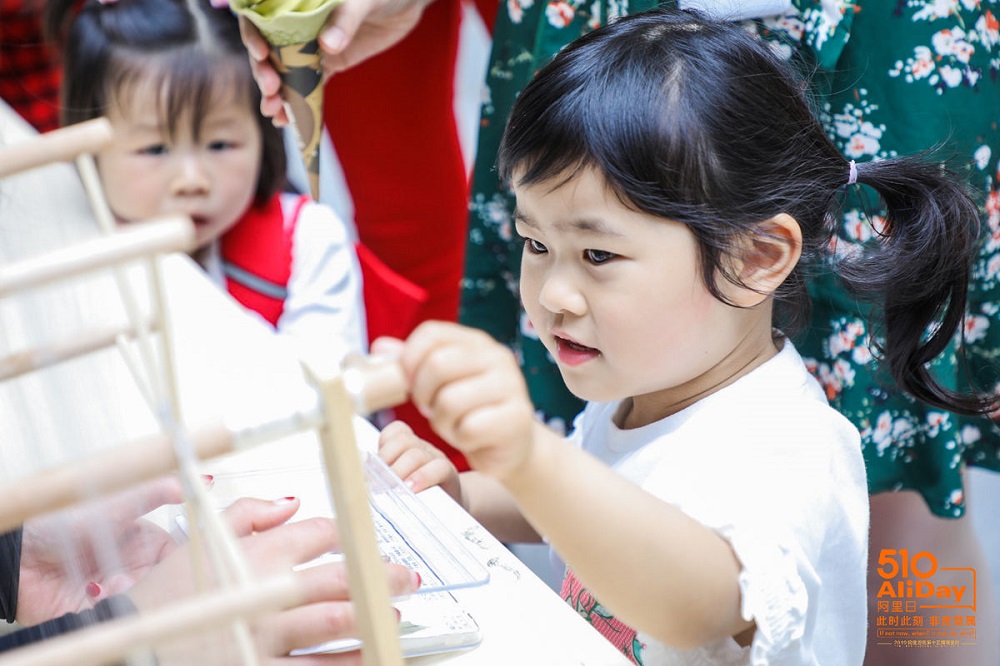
top-left (399, 321), bottom-right (484, 379)
top-left (404, 457), bottom-right (459, 494)
top-left (378, 420), bottom-right (422, 459)
top-left (377, 418), bottom-right (415, 444)
top-left (387, 448), bottom-right (437, 489)
top-left (369, 335), bottom-right (404, 357)
top-left (431, 366), bottom-right (523, 426)
top-left (407, 337), bottom-right (489, 418)
top-left (379, 438), bottom-right (428, 475)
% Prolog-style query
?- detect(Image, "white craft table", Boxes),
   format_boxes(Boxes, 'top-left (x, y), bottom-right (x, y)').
top-left (0, 101), bottom-right (630, 665)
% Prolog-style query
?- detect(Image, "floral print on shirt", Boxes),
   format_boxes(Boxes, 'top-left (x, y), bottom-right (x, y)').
top-left (561, 568), bottom-right (646, 664)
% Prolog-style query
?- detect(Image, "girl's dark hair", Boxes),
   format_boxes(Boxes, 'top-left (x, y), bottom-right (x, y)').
top-left (499, 7), bottom-right (994, 416)
top-left (45, 0), bottom-right (286, 204)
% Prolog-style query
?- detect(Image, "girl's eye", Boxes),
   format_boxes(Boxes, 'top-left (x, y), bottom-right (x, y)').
top-left (208, 140), bottom-right (236, 151)
top-left (138, 144), bottom-right (168, 156)
top-left (525, 238), bottom-right (548, 254)
top-left (584, 249), bottom-right (615, 265)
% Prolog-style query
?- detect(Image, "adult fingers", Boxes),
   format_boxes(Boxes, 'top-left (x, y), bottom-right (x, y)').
top-left (271, 651), bottom-right (363, 665)
top-left (222, 497), bottom-right (303, 538)
top-left (60, 476), bottom-right (183, 545)
top-left (241, 516), bottom-right (342, 571)
top-left (238, 16), bottom-right (269, 62)
top-left (239, 17), bottom-right (289, 125)
top-left (267, 562), bottom-right (418, 654)
top-left (100, 475), bottom-right (184, 522)
top-left (318, 0), bottom-right (377, 56)
top-left (264, 602), bottom-right (362, 656)
top-left (293, 561), bottom-right (418, 606)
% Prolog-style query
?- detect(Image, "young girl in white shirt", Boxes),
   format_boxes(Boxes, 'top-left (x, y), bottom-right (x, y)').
top-left (377, 8), bottom-right (997, 665)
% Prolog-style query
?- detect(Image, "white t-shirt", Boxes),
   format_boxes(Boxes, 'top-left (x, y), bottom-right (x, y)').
top-left (563, 340), bottom-right (868, 665)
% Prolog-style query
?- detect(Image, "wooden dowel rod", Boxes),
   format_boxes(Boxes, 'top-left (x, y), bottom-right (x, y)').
top-left (0, 423), bottom-right (235, 534)
top-left (0, 216), bottom-right (194, 297)
top-left (0, 316), bottom-right (158, 382)
top-left (0, 356), bottom-right (405, 541)
top-left (0, 394), bottom-right (327, 534)
top-left (306, 363), bottom-right (404, 666)
top-left (0, 118), bottom-right (113, 179)
top-left (174, 461), bottom-right (260, 666)
top-left (0, 574), bottom-right (304, 666)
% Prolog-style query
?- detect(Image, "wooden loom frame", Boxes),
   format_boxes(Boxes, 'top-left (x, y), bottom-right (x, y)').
top-left (0, 119), bottom-right (407, 665)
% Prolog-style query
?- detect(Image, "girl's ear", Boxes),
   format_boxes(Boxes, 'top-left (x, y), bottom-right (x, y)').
top-left (728, 213), bottom-right (803, 308)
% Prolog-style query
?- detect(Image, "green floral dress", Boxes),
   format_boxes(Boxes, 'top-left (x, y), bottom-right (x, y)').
top-left (460, 0), bottom-right (1000, 518)
top-left (763, 0), bottom-right (1000, 518)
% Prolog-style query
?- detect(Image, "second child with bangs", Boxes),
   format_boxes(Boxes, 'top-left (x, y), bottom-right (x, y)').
top-left (47, 0), bottom-right (367, 366)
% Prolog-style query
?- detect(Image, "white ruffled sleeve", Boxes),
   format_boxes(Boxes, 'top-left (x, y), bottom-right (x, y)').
top-left (720, 521), bottom-right (818, 665)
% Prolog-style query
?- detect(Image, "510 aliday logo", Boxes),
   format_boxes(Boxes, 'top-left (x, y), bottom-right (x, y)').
top-left (874, 548), bottom-right (978, 651)
top-left (876, 550), bottom-right (976, 609)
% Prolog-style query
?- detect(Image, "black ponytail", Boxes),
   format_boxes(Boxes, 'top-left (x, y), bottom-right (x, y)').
top-left (836, 157), bottom-right (994, 415)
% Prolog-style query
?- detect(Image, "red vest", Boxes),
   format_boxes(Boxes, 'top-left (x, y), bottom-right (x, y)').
top-left (220, 194), bottom-right (298, 327)
top-left (220, 194), bottom-right (427, 342)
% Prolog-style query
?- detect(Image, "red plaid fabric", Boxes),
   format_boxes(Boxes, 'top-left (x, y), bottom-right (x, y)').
top-left (0, 0), bottom-right (62, 132)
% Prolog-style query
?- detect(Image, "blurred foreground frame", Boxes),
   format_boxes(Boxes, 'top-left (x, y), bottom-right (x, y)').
top-left (0, 118), bottom-right (406, 665)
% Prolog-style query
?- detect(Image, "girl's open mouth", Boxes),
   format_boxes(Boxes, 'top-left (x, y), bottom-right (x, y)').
top-left (554, 336), bottom-right (600, 366)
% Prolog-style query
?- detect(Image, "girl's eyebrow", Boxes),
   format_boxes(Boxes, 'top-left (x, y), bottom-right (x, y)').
top-left (513, 208), bottom-right (536, 228)
top-left (514, 208), bottom-right (623, 237)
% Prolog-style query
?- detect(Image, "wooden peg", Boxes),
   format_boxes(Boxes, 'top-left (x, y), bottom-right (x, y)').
top-left (0, 216), bottom-right (194, 297)
top-left (0, 574), bottom-right (303, 666)
top-left (303, 360), bottom-right (405, 666)
top-left (0, 118), bottom-right (113, 179)
top-left (342, 354), bottom-right (408, 415)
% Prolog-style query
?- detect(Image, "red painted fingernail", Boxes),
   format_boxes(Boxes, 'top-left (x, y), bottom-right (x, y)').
top-left (86, 581), bottom-right (101, 598)
top-left (201, 474), bottom-right (214, 487)
top-left (413, 571), bottom-right (422, 588)
top-left (393, 607), bottom-right (402, 621)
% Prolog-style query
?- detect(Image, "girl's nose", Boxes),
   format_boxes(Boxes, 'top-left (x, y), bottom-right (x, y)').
top-left (172, 154), bottom-right (210, 195)
top-left (536, 268), bottom-right (586, 316)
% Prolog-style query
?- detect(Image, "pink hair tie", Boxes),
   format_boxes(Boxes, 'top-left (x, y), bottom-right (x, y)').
top-left (846, 159), bottom-right (858, 186)
top-left (210, 0), bottom-right (231, 7)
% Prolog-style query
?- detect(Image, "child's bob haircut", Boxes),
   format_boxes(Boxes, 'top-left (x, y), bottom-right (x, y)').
top-left (498, 8), bottom-right (991, 416)
top-left (47, 0), bottom-right (286, 205)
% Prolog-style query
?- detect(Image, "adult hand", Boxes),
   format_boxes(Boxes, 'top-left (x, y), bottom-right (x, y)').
top-left (17, 476), bottom-right (184, 625)
top-left (240, 0), bottom-right (432, 126)
top-left (129, 497), bottom-right (421, 663)
top-left (390, 321), bottom-right (540, 483)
